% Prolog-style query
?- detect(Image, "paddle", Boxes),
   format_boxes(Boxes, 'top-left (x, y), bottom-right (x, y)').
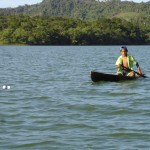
top-left (122, 66), bottom-right (147, 78)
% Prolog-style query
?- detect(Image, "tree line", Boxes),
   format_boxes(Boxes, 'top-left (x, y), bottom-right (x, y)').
top-left (0, 15), bottom-right (149, 45)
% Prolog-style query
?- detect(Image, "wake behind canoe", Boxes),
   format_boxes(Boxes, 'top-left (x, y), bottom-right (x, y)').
top-left (90, 71), bottom-right (138, 82)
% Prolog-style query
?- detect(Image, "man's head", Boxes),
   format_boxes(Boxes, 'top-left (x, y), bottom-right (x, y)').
top-left (120, 46), bottom-right (128, 56)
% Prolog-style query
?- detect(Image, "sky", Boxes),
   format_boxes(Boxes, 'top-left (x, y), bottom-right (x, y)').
top-left (0, 0), bottom-right (149, 8)
top-left (0, 0), bottom-right (43, 8)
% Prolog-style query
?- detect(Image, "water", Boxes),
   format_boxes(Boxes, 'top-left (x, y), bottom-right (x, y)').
top-left (0, 46), bottom-right (150, 150)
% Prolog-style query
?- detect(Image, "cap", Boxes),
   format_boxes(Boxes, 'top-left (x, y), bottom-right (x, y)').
top-left (120, 46), bottom-right (128, 51)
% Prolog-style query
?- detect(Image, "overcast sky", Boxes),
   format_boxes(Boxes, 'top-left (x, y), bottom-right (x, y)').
top-left (0, 0), bottom-right (149, 8)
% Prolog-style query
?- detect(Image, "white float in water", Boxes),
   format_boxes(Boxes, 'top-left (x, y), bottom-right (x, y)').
top-left (7, 86), bottom-right (10, 89)
top-left (2, 85), bottom-right (11, 90)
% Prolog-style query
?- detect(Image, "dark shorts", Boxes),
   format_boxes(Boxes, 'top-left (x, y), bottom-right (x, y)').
top-left (122, 70), bottom-right (132, 76)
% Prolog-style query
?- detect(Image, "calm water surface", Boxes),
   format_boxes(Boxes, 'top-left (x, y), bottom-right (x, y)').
top-left (0, 46), bottom-right (150, 150)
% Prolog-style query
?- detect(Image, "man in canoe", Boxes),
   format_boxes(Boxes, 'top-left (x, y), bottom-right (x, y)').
top-left (116, 46), bottom-right (143, 77)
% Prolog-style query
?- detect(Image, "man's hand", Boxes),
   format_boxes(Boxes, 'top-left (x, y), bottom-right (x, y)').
top-left (116, 64), bottom-right (122, 68)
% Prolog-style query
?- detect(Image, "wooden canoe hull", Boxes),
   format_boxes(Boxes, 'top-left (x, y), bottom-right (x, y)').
top-left (91, 71), bottom-right (137, 82)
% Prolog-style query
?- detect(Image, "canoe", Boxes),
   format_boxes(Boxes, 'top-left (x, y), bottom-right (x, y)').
top-left (90, 71), bottom-right (137, 82)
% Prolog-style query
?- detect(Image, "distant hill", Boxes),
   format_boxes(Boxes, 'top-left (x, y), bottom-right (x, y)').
top-left (0, 0), bottom-right (150, 21)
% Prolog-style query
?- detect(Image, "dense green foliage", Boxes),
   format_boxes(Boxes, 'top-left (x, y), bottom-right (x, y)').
top-left (0, 15), bottom-right (149, 45)
top-left (0, 0), bottom-right (150, 45)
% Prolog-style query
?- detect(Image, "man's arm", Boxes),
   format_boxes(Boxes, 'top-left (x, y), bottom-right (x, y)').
top-left (115, 56), bottom-right (122, 69)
